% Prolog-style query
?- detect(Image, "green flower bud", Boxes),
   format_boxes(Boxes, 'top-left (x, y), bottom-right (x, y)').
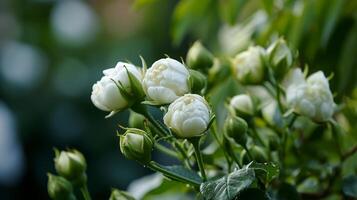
top-left (186, 41), bottom-right (214, 73)
top-left (224, 115), bottom-right (248, 146)
top-left (120, 128), bottom-right (153, 164)
top-left (47, 173), bottom-right (76, 200)
top-left (267, 38), bottom-right (293, 79)
top-left (241, 146), bottom-right (268, 164)
top-left (109, 189), bottom-right (135, 200)
top-left (188, 69), bottom-right (207, 94)
top-left (54, 149), bottom-right (87, 185)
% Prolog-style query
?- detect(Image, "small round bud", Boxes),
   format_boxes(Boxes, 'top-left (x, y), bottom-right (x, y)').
top-left (232, 46), bottom-right (265, 84)
top-left (54, 149), bottom-right (87, 184)
top-left (186, 41), bottom-right (214, 73)
top-left (164, 94), bottom-right (211, 138)
top-left (120, 128), bottom-right (153, 164)
top-left (47, 173), bottom-right (75, 200)
top-left (188, 69), bottom-right (207, 94)
top-left (224, 116), bottom-right (248, 146)
top-left (267, 38), bottom-right (293, 79)
top-left (241, 146), bottom-right (268, 164)
top-left (110, 189), bottom-right (135, 200)
top-left (230, 94), bottom-right (254, 117)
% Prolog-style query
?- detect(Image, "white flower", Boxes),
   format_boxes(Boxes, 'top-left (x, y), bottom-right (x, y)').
top-left (142, 58), bottom-right (190, 104)
top-left (91, 62), bottom-right (142, 112)
top-left (164, 94), bottom-right (210, 138)
top-left (233, 46), bottom-right (265, 84)
top-left (230, 94), bottom-right (254, 116)
top-left (286, 68), bottom-right (335, 122)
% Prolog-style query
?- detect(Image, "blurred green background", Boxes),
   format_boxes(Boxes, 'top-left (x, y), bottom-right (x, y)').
top-left (0, 0), bottom-right (356, 199)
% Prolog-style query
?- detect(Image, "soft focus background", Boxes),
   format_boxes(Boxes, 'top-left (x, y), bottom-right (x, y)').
top-left (0, 0), bottom-right (356, 199)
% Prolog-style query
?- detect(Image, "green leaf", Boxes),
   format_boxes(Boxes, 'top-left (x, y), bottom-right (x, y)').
top-left (321, 0), bottom-right (344, 47)
top-left (171, 0), bottom-right (215, 45)
top-left (219, 0), bottom-right (247, 25)
top-left (133, 0), bottom-right (160, 9)
top-left (235, 188), bottom-right (269, 200)
top-left (160, 165), bottom-right (203, 185)
top-left (200, 168), bottom-right (256, 200)
top-left (342, 175), bottom-right (357, 198)
top-left (248, 162), bottom-right (280, 185)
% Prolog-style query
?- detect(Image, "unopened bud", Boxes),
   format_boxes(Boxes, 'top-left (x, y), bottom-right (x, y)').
top-left (224, 116), bottom-right (248, 146)
top-left (120, 128), bottom-right (153, 164)
top-left (186, 41), bottom-right (214, 73)
top-left (47, 173), bottom-right (75, 200)
top-left (229, 94), bottom-right (255, 117)
top-left (54, 149), bottom-right (87, 185)
top-left (267, 38), bottom-right (293, 79)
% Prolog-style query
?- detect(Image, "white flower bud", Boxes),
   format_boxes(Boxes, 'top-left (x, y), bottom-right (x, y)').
top-left (233, 46), bottom-right (265, 84)
top-left (91, 62), bottom-right (142, 112)
top-left (164, 94), bottom-right (211, 138)
top-left (54, 149), bottom-right (86, 184)
top-left (142, 58), bottom-right (190, 104)
top-left (267, 38), bottom-right (293, 76)
top-left (120, 128), bottom-right (153, 164)
top-left (230, 94), bottom-right (254, 116)
top-left (286, 68), bottom-right (335, 122)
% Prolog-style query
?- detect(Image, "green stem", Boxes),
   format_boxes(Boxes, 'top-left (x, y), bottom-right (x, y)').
top-left (251, 126), bottom-right (267, 148)
top-left (190, 137), bottom-right (207, 181)
top-left (226, 140), bottom-right (242, 168)
top-left (155, 143), bottom-right (180, 159)
top-left (243, 145), bottom-right (253, 161)
top-left (80, 185), bottom-right (91, 200)
top-left (211, 124), bottom-right (232, 169)
top-left (148, 161), bottom-right (200, 187)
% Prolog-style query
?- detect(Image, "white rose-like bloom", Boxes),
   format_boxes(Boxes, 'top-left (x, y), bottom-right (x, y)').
top-left (91, 62), bottom-right (142, 111)
top-left (230, 94), bottom-right (254, 116)
top-left (286, 68), bottom-right (335, 122)
top-left (233, 46), bottom-right (265, 84)
top-left (142, 58), bottom-right (190, 104)
top-left (164, 94), bottom-right (210, 138)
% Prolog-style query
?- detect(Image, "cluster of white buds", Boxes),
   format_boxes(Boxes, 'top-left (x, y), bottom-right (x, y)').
top-left (285, 68), bottom-right (335, 122)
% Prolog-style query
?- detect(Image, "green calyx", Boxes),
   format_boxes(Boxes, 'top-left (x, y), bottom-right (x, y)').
top-left (119, 128), bottom-right (153, 164)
